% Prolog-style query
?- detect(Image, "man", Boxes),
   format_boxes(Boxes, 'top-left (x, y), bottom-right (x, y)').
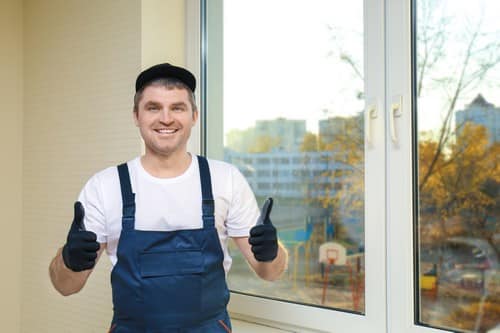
top-left (49, 63), bottom-right (288, 332)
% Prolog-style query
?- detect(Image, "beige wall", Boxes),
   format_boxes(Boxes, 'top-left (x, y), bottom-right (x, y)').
top-left (0, 0), bottom-right (23, 331)
top-left (20, 0), bottom-right (188, 331)
top-left (141, 0), bottom-right (185, 68)
top-left (22, 0), bottom-right (142, 331)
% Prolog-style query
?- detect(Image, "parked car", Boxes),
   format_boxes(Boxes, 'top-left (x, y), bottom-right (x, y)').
top-left (439, 237), bottom-right (498, 290)
top-left (420, 237), bottom-right (499, 293)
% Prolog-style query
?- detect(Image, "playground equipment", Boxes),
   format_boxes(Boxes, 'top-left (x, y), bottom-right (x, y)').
top-left (278, 220), bottom-right (314, 288)
top-left (319, 242), bottom-right (364, 311)
top-left (277, 215), bottom-right (340, 289)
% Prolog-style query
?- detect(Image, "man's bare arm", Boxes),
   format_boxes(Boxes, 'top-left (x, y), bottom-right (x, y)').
top-left (49, 244), bottom-right (105, 296)
top-left (233, 237), bottom-right (288, 281)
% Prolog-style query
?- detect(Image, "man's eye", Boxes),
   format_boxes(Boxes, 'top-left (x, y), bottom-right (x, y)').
top-left (147, 106), bottom-right (159, 111)
top-left (173, 106), bottom-right (185, 112)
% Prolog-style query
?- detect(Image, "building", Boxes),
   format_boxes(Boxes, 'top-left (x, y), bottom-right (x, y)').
top-left (225, 150), bottom-right (346, 199)
top-left (226, 118), bottom-right (307, 153)
top-left (319, 113), bottom-right (363, 146)
top-left (224, 149), bottom-right (364, 242)
top-left (255, 118), bottom-right (306, 152)
top-left (455, 94), bottom-right (499, 144)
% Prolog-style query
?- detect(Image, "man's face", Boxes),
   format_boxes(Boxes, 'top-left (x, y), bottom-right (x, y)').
top-left (134, 85), bottom-right (198, 158)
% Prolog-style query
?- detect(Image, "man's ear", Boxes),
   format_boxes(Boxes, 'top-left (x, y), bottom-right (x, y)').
top-left (192, 109), bottom-right (199, 125)
top-left (133, 110), bottom-right (139, 127)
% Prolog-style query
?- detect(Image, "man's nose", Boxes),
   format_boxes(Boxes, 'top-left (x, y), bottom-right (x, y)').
top-left (159, 109), bottom-right (173, 122)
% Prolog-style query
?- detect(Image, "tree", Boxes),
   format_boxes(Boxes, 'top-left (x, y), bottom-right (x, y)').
top-left (416, 0), bottom-right (500, 191)
top-left (300, 132), bottom-right (319, 152)
top-left (304, 117), bottom-right (365, 246)
top-left (248, 135), bottom-right (282, 153)
top-left (419, 123), bottom-right (500, 254)
top-left (445, 301), bottom-right (500, 333)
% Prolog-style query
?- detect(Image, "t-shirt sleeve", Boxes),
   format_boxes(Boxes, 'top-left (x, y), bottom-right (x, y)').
top-left (226, 165), bottom-right (260, 237)
top-left (77, 174), bottom-right (107, 244)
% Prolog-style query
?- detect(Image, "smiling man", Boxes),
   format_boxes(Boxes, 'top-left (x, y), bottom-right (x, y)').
top-left (49, 63), bottom-right (288, 332)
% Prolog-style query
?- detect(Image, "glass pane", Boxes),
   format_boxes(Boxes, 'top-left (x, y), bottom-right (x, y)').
top-left (206, 0), bottom-right (365, 313)
top-left (415, 1), bottom-right (500, 332)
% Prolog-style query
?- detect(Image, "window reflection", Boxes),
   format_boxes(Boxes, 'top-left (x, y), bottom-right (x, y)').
top-left (211, 0), bottom-right (366, 313)
top-left (225, 115), bottom-right (365, 312)
top-left (416, 1), bottom-right (500, 331)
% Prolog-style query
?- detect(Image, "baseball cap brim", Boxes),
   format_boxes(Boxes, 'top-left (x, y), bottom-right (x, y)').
top-left (135, 63), bottom-right (196, 93)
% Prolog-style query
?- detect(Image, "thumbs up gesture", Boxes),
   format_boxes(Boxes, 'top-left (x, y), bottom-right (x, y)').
top-left (249, 198), bottom-right (278, 262)
top-left (62, 202), bottom-right (99, 272)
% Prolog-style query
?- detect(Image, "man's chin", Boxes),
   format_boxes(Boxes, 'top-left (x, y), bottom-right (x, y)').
top-left (146, 145), bottom-right (187, 157)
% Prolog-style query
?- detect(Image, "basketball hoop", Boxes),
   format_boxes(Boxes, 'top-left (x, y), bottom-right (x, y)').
top-left (326, 248), bottom-right (339, 265)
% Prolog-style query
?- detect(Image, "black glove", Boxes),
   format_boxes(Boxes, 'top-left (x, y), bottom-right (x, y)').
top-left (249, 198), bottom-right (278, 262)
top-left (62, 202), bottom-right (99, 272)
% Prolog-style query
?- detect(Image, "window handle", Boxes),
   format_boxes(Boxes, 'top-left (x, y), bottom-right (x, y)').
top-left (365, 102), bottom-right (378, 145)
top-left (390, 96), bottom-right (403, 143)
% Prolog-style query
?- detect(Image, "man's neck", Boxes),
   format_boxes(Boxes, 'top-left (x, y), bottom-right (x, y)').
top-left (140, 151), bottom-right (192, 178)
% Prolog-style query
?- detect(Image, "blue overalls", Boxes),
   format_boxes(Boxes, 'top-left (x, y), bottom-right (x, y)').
top-left (109, 156), bottom-right (232, 332)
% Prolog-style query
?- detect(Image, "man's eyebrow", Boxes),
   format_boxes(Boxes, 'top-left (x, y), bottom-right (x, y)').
top-left (170, 102), bottom-right (188, 108)
top-left (143, 101), bottom-right (162, 107)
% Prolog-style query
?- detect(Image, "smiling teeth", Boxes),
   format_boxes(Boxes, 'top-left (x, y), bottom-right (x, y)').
top-left (157, 129), bottom-right (176, 134)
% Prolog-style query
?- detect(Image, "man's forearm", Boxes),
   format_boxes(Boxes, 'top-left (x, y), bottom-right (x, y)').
top-left (252, 242), bottom-right (288, 281)
top-left (49, 247), bottom-right (95, 296)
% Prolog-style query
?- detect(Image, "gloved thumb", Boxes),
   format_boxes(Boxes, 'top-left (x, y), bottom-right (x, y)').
top-left (71, 201), bottom-right (86, 232)
top-left (257, 197), bottom-right (273, 225)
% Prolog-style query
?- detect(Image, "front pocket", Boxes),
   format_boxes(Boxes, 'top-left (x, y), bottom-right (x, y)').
top-left (139, 250), bottom-right (203, 277)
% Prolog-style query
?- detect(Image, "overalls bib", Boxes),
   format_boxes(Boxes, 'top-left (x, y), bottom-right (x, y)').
top-left (109, 156), bottom-right (231, 332)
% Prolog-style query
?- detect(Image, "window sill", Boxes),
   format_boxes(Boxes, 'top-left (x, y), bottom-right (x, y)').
top-left (232, 319), bottom-right (292, 332)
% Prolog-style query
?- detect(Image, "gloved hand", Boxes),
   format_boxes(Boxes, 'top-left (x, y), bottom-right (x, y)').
top-left (62, 202), bottom-right (99, 272)
top-left (249, 198), bottom-right (278, 262)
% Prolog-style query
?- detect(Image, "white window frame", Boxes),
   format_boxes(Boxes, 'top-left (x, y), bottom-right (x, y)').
top-left (386, 0), bottom-right (453, 332)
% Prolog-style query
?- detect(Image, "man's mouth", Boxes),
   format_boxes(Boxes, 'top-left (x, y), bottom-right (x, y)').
top-left (155, 128), bottom-right (178, 134)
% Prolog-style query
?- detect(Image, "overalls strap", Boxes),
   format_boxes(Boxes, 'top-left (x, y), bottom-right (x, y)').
top-left (117, 163), bottom-right (135, 231)
top-left (197, 156), bottom-right (215, 228)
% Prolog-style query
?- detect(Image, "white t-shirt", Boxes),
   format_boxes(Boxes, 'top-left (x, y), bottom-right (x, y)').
top-left (77, 154), bottom-right (260, 273)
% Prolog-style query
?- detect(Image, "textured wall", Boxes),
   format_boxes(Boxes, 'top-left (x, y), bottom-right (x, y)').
top-left (0, 0), bottom-right (23, 331)
top-left (141, 0), bottom-right (185, 68)
top-left (22, 1), bottom-right (141, 331)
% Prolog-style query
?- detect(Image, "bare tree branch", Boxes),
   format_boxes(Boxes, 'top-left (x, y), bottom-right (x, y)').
top-left (340, 53), bottom-right (364, 81)
top-left (420, 21), bottom-right (484, 191)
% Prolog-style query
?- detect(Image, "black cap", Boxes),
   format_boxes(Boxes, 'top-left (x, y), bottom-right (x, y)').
top-left (135, 63), bottom-right (196, 93)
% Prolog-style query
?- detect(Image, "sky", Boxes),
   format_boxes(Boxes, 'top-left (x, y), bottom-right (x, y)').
top-left (223, 0), bottom-right (364, 134)
top-left (221, 0), bottom-right (499, 135)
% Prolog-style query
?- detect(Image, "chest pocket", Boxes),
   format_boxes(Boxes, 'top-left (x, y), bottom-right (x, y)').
top-left (139, 249), bottom-right (204, 323)
top-left (139, 250), bottom-right (204, 277)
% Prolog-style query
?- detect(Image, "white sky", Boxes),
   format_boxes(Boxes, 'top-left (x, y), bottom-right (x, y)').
top-left (224, 0), bottom-right (364, 134)
top-left (222, 0), bottom-right (499, 134)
